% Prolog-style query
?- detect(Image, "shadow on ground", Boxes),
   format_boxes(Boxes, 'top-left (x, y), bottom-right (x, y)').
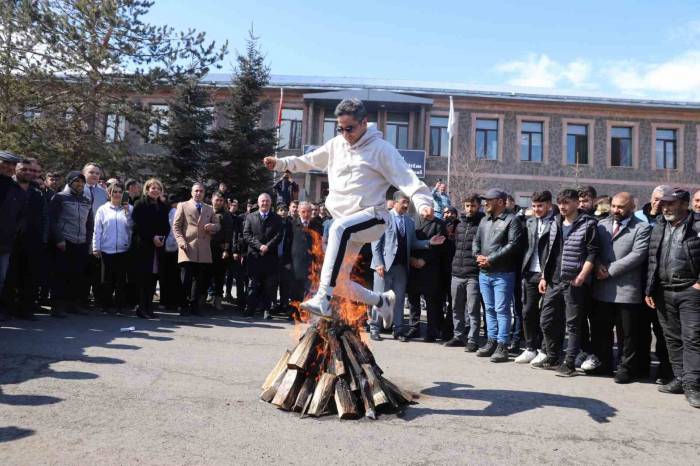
top-left (400, 381), bottom-right (617, 423)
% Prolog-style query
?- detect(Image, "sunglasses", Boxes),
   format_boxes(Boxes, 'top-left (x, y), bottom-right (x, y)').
top-left (336, 125), bottom-right (356, 134)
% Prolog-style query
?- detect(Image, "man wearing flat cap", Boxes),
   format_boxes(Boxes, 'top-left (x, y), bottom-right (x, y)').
top-left (0, 151), bottom-right (26, 321)
top-left (645, 187), bottom-right (700, 408)
top-left (472, 188), bottom-right (525, 362)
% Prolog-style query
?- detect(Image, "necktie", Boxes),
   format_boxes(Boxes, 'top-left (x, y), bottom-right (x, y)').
top-left (89, 186), bottom-right (95, 206)
top-left (613, 222), bottom-right (621, 237)
top-left (398, 215), bottom-right (405, 236)
top-left (196, 203), bottom-right (202, 213)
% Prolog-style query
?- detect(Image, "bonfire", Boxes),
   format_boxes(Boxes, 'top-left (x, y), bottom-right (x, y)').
top-left (259, 230), bottom-right (416, 420)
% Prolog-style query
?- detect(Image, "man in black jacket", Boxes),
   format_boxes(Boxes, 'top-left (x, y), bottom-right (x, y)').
top-left (290, 202), bottom-right (323, 317)
top-left (0, 151), bottom-right (26, 322)
top-left (243, 193), bottom-right (282, 317)
top-left (472, 188), bottom-right (525, 362)
top-left (515, 191), bottom-right (555, 365)
top-left (4, 159), bottom-right (48, 320)
top-left (645, 187), bottom-right (700, 408)
top-left (536, 188), bottom-right (598, 376)
top-left (210, 192), bottom-right (233, 311)
top-left (274, 203), bottom-right (294, 319)
top-left (225, 199), bottom-right (246, 308)
top-left (444, 194), bottom-right (484, 351)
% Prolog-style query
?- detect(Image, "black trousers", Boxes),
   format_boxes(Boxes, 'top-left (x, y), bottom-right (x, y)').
top-left (590, 301), bottom-right (641, 373)
top-left (159, 251), bottom-right (183, 309)
top-left (210, 249), bottom-right (227, 298)
top-left (541, 281), bottom-right (589, 363)
top-left (637, 303), bottom-right (672, 379)
top-left (277, 259), bottom-right (293, 309)
top-left (225, 259), bottom-right (247, 305)
top-left (408, 287), bottom-right (443, 339)
top-left (510, 269), bottom-right (523, 345)
top-left (52, 241), bottom-right (89, 305)
top-left (247, 270), bottom-right (277, 313)
top-left (180, 262), bottom-right (209, 311)
top-left (655, 286), bottom-right (700, 386)
top-left (100, 252), bottom-right (129, 309)
top-left (3, 240), bottom-right (41, 316)
top-left (522, 271), bottom-right (544, 351)
top-left (138, 273), bottom-right (158, 313)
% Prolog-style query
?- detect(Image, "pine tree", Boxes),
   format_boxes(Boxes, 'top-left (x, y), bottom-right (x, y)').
top-left (160, 76), bottom-right (214, 190)
top-left (212, 30), bottom-right (275, 201)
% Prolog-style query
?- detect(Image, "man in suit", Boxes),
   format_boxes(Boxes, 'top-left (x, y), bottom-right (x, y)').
top-left (516, 191), bottom-right (555, 365)
top-left (290, 201), bottom-right (323, 318)
top-left (589, 192), bottom-right (652, 383)
top-left (209, 191), bottom-right (233, 311)
top-left (80, 162), bottom-right (110, 309)
top-left (172, 183), bottom-right (220, 316)
top-left (370, 191), bottom-right (437, 342)
top-left (274, 203), bottom-right (294, 319)
top-left (243, 192), bottom-right (282, 318)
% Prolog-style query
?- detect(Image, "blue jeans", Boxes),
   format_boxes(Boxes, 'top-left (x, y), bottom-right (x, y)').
top-left (479, 272), bottom-right (515, 344)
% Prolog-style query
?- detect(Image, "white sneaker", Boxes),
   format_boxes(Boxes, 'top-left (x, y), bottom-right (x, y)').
top-left (515, 349), bottom-right (538, 364)
top-left (530, 350), bottom-right (547, 367)
top-left (574, 351), bottom-right (589, 368)
top-left (581, 354), bottom-right (601, 372)
top-left (300, 292), bottom-right (332, 319)
top-left (373, 290), bottom-right (396, 329)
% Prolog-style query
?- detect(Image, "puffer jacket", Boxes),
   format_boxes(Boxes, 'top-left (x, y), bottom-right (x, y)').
top-left (49, 185), bottom-right (94, 245)
top-left (543, 211), bottom-right (598, 282)
top-left (451, 212), bottom-right (484, 278)
top-left (646, 211), bottom-right (700, 294)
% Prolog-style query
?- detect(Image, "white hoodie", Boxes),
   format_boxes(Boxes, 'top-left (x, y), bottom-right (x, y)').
top-left (274, 125), bottom-right (433, 219)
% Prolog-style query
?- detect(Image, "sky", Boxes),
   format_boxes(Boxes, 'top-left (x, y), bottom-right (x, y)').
top-left (147, 0), bottom-right (700, 101)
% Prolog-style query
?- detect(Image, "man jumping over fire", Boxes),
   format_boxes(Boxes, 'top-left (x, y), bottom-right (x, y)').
top-left (263, 98), bottom-right (444, 320)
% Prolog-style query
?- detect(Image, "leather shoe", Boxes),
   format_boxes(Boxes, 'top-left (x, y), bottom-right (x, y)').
top-left (658, 378), bottom-right (684, 394)
top-left (392, 332), bottom-right (408, 342)
top-left (404, 328), bottom-right (419, 339)
top-left (685, 386), bottom-right (700, 408)
top-left (370, 331), bottom-right (382, 341)
top-left (614, 369), bottom-right (633, 384)
top-left (443, 338), bottom-right (465, 347)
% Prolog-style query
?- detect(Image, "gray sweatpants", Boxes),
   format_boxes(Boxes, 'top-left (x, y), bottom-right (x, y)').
top-left (451, 276), bottom-right (481, 343)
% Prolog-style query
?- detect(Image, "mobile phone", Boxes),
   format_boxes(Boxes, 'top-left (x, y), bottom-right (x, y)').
top-left (121, 192), bottom-right (130, 205)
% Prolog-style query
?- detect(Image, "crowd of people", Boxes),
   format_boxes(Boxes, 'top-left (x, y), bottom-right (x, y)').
top-left (0, 148), bottom-right (699, 410)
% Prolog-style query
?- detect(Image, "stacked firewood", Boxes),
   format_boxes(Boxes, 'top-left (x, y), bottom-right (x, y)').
top-left (260, 321), bottom-right (415, 419)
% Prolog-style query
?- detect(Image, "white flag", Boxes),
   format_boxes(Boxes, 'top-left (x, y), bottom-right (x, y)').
top-left (447, 96), bottom-right (456, 138)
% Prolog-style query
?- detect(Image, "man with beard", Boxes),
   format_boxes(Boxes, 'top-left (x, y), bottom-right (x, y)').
top-left (4, 159), bottom-right (48, 320)
top-left (588, 193), bottom-right (651, 383)
top-left (209, 192), bottom-right (233, 311)
top-left (578, 186), bottom-right (598, 216)
top-left (645, 187), bottom-right (700, 408)
top-left (693, 189), bottom-right (700, 214)
top-left (225, 198), bottom-right (247, 308)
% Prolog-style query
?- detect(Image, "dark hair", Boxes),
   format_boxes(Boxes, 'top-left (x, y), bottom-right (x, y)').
top-left (506, 194), bottom-right (515, 203)
top-left (211, 191), bottom-right (225, 199)
top-left (393, 191), bottom-right (410, 202)
top-left (577, 185), bottom-right (597, 199)
top-left (47, 172), bottom-right (60, 178)
top-left (125, 179), bottom-right (140, 189)
top-left (462, 193), bottom-right (481, 204)
top-left (334, 98), bottom-right (368, 121)
top-left (531, 190), bottom-right (552, 203)
top-left (557, 188), bottom-right (579, 203)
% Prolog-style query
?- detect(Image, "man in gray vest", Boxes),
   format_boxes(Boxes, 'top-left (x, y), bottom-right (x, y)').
top-left (589, 192), bottom-right (651, 383)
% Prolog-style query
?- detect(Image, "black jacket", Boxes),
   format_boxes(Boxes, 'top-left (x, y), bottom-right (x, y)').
top-left (543, 212), bottom-right (598, 283)
top-left (521, 211), bottom-right (555, 275)
top-left (451, 212), bottom-right (484, 278)
top-left (243, 210), bottom-right (283, 275)
top-left (211, 208), bottom-right (234, 253)
top-left (231, 213), bottom-right (244, 255)
top-left (291, 217), bottom-right (323, 281)
top-left (410, 216), bottom-right (448, 289)
top-left (131, 197), bottom-right (171, 276)
top-left (646, 211), bottom-right (700, 294)
top-left (278, 217), bottom-right (293, 265)
top-left (15, 181), bottom-right (49, 248)
top-left (473, 210), bottom-right (525, 273)
top-left (0, 175), bottom-right (26, 254)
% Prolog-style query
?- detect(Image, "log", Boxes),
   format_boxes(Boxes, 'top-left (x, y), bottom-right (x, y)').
top-left (328, 332), bottom-right (346, 377)
top-left (362, 364), bottom-right (391, 407)
top-left (341, 336), bottom-right (362, 391)
top-left (262, 350), bottom-right (290, 390)
top-left (271, 369), bottom-right (304, 410)
top-left (344, 332), bottom-right (376, 368)
top-left (287, 327), bottom-right (320, 370)
top-left (293, 377), bottom-right (316, 412)
top-left (308, 373), bottom-right (337, 417)
top-left (359, 375), bottom-right (377, 420)
top-left (381, 377), bottom-right (416, 404)
top-left (260, 367), bottom-right (288, 402)
top-left (334, 378), bottom-right (358, 419)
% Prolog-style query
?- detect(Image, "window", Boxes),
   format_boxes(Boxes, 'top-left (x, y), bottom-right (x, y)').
top-left (656, 129), bottom-right (677, 169)
top-left (610, 126), bottom-right (632, 167)
top-left (429, 116), bottom-right (449, 157)
top-left (385, 112), bottom-right (409, 150)
top-left (566, 124), bottom-right (588, 165)
top-left (520, 121), bottom-right (543, 162)
top-left (148, 104), bottom-right (169, 142)
top-left (475, 118), bottom-right (498, 160)
top-left (105, 113), bottom-right (126, 143)
top-left (322, 116), bottom-right (336, 144)
top-left (280, 109), bottom-right (302, 149)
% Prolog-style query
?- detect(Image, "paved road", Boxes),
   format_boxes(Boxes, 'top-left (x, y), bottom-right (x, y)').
top-left (1, 308), bottom-right (698, 465)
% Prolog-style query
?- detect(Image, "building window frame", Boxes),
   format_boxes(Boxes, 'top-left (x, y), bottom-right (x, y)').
top-left (516, 116), bottom-right (549, 163)
top-left (280, 108), bottom-right (303, 150)
top-left (385, 112), bottom-right (410, 150)
top-left (148, 104), bottom-right (169, 143)
top-left (651, 123), bottom-right (684, 171)
top-left (429, 114), bottom-right (449, 157)
top-left (561, 118), bottom-right (595, 166)
top-left (606, 121), bottom-right (639, 169)
top-left (470, 113), bottom-right (504, 161)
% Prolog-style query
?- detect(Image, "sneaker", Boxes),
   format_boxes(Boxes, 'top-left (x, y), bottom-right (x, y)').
top-left (515, 349), bottom-right (538, 364)
top-left (581, 354), bottom-right (602, 372)
top-left (490, 343), bottom-right (509, 363)
top-left (658, 378), bottom-right (684, 394)
top-left (443, 338), bottom-right (465, 347)
top-left (574, 351), bottom-right (589, 368)
top-left (531, 355), bottom-right (559, 370)
top-left (370, 331), bottom-right (382, 341)
top-left (555, 362), bottom-right (576, 377)
top-left (300, 292), bottom-right (332, 319)
top-left (685, 386), bottom-right (700, 409)
top-left (476, 340), bottom-right (497, 357)
top-left (464, 341), bottom-right (479, 353)
top-left (529, 349), bottom-right (547, 367)
top-left (372, 290), bottom-right (396, 329)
